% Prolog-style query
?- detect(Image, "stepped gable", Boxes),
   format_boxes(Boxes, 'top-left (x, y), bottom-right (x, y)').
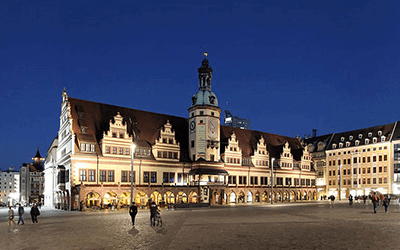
top-left (220, 125), bottom-right (303, 160)
top-left (327, 122), bottom-right (395, 149)
top-left (68, 97), bottom-right (190, 161)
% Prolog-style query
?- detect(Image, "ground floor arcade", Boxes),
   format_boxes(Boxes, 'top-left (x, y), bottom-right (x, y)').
top-left (54, 183), bottom-right (318, 210)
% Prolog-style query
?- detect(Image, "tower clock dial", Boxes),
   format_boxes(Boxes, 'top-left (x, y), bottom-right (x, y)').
top-left (190, 120), bottom-right (196, 131)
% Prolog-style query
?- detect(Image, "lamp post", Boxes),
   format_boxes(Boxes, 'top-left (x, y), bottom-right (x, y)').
top-left (271, 158), bottom-right (275, 204)
top-left (339, 164), bottom-right (342, 201)
top-left (130, 144), bottom-right (136, 205)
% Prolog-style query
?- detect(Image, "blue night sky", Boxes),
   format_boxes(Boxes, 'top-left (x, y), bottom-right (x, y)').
top-left (1, 0), bottom-right (399, 170)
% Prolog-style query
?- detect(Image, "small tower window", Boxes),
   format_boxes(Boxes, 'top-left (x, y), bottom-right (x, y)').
top-left (200, 111), bottom-right (204, 115)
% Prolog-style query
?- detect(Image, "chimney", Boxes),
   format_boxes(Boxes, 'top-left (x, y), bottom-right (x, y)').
top-left (312, 129), bottom-right (317, 138)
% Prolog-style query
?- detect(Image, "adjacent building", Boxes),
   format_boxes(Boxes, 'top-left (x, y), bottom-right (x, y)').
top-left (305, 122), bottom-right (400, 199)
top-left (46, 54), bottom-right (317, 210)
top-left (0, 167), bottom-right (20, 206)
top-left (224, 110), bottom-right (250, 130)
top-left (20, 148), bottom-right (45, 205)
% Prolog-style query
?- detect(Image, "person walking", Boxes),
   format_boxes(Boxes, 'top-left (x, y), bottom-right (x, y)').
top-left (150, 201), bottom-right (158, 226)
top-left (129, 202), bottom-right (138, 228)
top-left (30, 203), bottom-right (40, 223)
top-left (330, 195), bottom-right (335, 207)
top-left (8, 206), bottom-right (16, 227)
top-left (371, 192), bottom-right (379, 214)
top-left (17, 204), bottom-right (25, 225)
top-left (348, 194), bottom-right (353, 206)
top-left (382, 196), bottom-right (389, 213)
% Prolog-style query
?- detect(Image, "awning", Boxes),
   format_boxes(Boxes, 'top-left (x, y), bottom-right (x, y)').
top-left (189, 168), bottom-right (229, 176)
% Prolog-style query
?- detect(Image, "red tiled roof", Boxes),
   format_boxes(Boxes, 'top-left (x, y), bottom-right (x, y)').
top-left (68, 97), bottom-right (303, 161)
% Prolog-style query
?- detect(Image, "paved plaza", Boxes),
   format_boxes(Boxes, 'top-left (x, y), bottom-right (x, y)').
top-left (2, 201), bottom-right (400, 250)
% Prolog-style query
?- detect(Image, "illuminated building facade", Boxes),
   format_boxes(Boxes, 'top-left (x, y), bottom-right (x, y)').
top-left (46, 54), bottom-right (317, 210)
top-left (19, 148), bottom-right (44, 205)
top-left (224, 110), bottom-right (250, 130)
top-left (0, 167), bottom-right (19, 206)
top-left (305, 122), bottom-right (400, 199)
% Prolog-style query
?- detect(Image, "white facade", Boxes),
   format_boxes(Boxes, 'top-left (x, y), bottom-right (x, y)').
top-left (0, 167), bottom-right (20, 206)
top-left (44, 137), bottom-right (59, 207)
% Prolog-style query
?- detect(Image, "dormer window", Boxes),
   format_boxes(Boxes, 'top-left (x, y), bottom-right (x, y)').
top-left (192, 96), bottom-right (197, 105)
top-left (341, 137), bottom-right (345, 142)
top-left (81, 127), bottom-right (87, 134)
top-left (378, 131), bottom-right (382, 136)
top-left (373, 137), bottom-right (377, 143)
top-left (355, 140), bottom-right (360, 146)
top-left (346, 142), bottom-right (350, 147)
top-left (339, 143), bottom-right (343, 148)
top-left (381, 136), bottom-right (386, 142)
top-left (332, 144), bottom-right (337, 149)
top-left (368, 132), bottom-right (372, 137)
top-left (349, 135), bottom-right (353, 140)
top-left (209, 96), bottom-right (215, 104)
top-left (365, 139), bottom-right (369, 145)
top-left (358, 134), bottom-right (363, 139)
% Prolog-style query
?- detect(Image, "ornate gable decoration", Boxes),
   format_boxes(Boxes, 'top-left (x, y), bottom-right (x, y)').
top-left (153, 120), bottom-right (180, 161)
top-left (104, 112), bottom-right (130, 139)
top-left (280, 141), bottom-right (293, 169)
top-left (251, 136), bottom-right (269, 167)
top-left (224, 132), bottom-right (242, 165)
top-left (100, 112), bottom-right (133, 156)
top-left (301, 145), bottom-right (311, 171)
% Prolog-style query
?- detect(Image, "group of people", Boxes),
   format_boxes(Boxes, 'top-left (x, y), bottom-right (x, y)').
top-left (128, 201), bottom-right (162, 228)
top-left (348, 193), bottom-right (390, 213)
top-left (8, 203), bottom-right (40, 227)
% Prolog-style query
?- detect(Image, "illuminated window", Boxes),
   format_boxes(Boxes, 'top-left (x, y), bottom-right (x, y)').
top-left (79, 170), bottom-right (86, 181)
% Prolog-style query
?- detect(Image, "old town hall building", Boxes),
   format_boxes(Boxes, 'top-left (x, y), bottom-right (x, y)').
top-left (44, 54), bottom-right (317, 210)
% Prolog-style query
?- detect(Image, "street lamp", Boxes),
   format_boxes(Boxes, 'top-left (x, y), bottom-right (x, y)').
top-left (130, 144), bottom-right (136, 204)
top-left (339, 164), bottom-right (342, 201)
top-left (271, 158), bottom-right (275, 204)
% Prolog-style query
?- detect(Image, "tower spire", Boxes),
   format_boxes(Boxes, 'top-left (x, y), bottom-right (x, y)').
top-left (198, 52), bottom-right (213, 91)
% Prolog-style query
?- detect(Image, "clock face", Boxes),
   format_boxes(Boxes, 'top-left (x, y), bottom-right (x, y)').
top-left (190, 120), bottom-right (196, 131)
top-left (208, 119), bottom-right (218, 140)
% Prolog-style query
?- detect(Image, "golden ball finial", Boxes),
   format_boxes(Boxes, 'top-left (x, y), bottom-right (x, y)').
top-left (203, 52), bottom-right (208, 57)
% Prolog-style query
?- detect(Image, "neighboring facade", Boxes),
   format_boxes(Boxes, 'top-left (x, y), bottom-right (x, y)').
top-left (20, 148), bottom-right (45, 205)
top-left (224, 110), bottom-right (250, 130)
top-left (43, 137), bottom-right (59, 208)
top-left (46, 54), bottom-right (317, 211)
top-left (0, 167), bottom-right (20, 206)
top-left (305, 122), bottom-right (400, 199)
top-left (303, 133), bottom-right (333, 198)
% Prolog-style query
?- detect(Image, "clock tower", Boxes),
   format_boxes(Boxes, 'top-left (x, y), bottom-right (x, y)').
top-left (188, 52), bottom-right (221, 162)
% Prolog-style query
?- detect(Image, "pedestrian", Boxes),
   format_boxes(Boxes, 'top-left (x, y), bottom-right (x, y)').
top-left (150, 201), bottom-right (158, 226)
top-left (330, 195), bottom-right (335, 207)
top-left (8, 206), bottom-right (16, 227)
top-left (363, 195), bottom-right (367, 204)
top-left (129, 202), bottom-right (138, 228)
top-left (17, 204), bottom-right (25, 225)
top-left (371, 192), bottom-right (379, 214)
top-left (30, 203), bottom-right (40, 223)
top-left (348, 194), bottom-right (353, 206)
top-left (382, 196), bottom-right (389, 213)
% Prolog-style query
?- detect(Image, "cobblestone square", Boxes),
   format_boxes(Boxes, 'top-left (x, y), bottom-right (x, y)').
top-left (2, 201), bottom-right (400, 250)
